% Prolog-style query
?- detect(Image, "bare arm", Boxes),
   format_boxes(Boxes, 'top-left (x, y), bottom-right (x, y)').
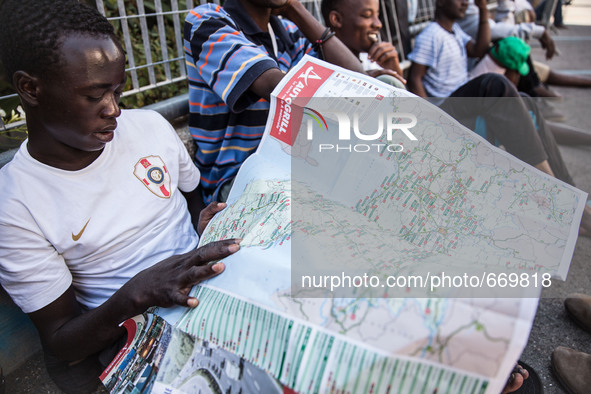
top-left (250, 0), bottom-right (365, 100)
top-left (182, 187), bottom-right (206, 232)
top-left (28, 239), bottom-right (240, 361)
top-left (407, 62), bottom-right (429, 98)
top-left (466, 0), bottom-right (490, 58)
top-left (279, 0), bottom-right (364, 73)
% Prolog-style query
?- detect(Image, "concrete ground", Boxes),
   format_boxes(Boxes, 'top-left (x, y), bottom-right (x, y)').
top-left (517, 1), bottom-right (591, 391)
top-left (4, 1), bottom-right (591, 392)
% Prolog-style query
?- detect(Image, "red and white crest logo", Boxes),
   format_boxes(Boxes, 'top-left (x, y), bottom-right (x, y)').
top-left (133, 156), bottom-right (171, 198)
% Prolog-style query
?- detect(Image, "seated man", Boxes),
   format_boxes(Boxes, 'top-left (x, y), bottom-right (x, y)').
top-left (320, 0), bottom-right (406, 89)
top-left (407, 0), bottom-right (591, 235)
top-left (459, 0), bottom-right (591, 98)
top-left (184, 0), bottom-right (365, 203)
top-left (469, 37), bottom-right (591, 145)
top-left (0, 0), bottom-right (241, 391)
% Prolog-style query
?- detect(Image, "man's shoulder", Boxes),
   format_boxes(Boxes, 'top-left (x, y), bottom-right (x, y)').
top-left (415, 22), bottom-right (442, 42)
top-left (119, 108), bottom-right (163, 123)
top-left (185, 3), bottom-right (233, 25)
top-left (116, 109), bottom-right (177, 144)
top-left (118, 108), bottom-right (169, 129)
top-left (452, 23), bottom-right (469, 36)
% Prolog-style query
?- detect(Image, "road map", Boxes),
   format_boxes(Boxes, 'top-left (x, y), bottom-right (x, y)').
top-left (103, 56), bottom-right (586, 394)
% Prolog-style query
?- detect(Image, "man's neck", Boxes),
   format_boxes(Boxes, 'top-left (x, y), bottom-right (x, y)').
top-left (435, 15), bottom-right (455, 32)
top-left (238, 0), bottom-right (272, 32)
top-left (26, 121), bottom-right (104, 171)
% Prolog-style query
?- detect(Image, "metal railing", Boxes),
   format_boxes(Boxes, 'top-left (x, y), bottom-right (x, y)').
top-left (1, 0), bottom-right (475, 134)
top-left (94, 0), bottom-right (203, 97)
top-left (1, 0), bottom-right (212, 133)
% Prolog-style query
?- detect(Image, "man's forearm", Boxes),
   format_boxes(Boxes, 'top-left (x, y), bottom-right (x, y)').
top-left (281, 1), bottom-right (364, 73)
top-left (474, 6), bottom-right (491, 57)
top-left (407, 77), bottom-right (428, 98)
top-left (31, 240), bottom-right (237, 362)
top-left (30, 286), bottom-right (138, 361)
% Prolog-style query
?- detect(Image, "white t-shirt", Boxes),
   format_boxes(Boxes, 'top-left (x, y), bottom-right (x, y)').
top-left (469, 54), bottom-right (507, 80)
top-left (408, 22), bottom-right (472, 97)
top-left (0, 109), bottom-right (201, 313)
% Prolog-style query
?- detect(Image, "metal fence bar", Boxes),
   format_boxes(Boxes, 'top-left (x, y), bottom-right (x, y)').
top-left (155, 0), bottom-right (173, 82)
top-left (117, 0), bottom-right (141, 92)
top-left (137, 0), bottom-right (158, 86)
top-left (172, 0), bottom-right (187, 79)
top-left (3, 0), bottom-right (478, 130)
top-left (95, 0), bottom-right (106, 16)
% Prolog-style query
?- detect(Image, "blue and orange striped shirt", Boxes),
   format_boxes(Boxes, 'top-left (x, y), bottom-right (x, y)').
top-left (184, 0), bottom-right (315, 202)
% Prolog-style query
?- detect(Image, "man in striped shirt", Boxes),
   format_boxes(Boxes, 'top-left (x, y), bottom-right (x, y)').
top-left (184, 0), bottom-right (364, 203)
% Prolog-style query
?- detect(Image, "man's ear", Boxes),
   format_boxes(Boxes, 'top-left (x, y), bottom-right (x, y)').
top-left (13, 71), bottom-right (41, 107)
top-left (328, 10), bottom-right (343, 30)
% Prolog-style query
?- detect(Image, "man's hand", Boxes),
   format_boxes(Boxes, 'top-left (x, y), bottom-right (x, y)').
top-left (474, 0), bottom-right (488, 10)
top-left (273, 0), bottom-right (297, 17)
top-left (270, 0), bottom-right (365, 74)
top-left (198, 201), bottom-right (227, 236)
top-left (539, 30), bottom-right (556, 59)
top-left (367, 42), bottom-right (404, 78)
top-left (123, 238), bottom-right (240, 309)
top-left (29, 238), bottom-right (241, 361)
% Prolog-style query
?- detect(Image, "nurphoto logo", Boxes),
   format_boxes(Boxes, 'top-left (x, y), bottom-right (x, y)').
top-left (304, 109), bottom-right (418, 153)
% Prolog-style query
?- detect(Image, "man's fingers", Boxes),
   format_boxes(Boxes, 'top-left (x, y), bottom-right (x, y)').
top-left (369, 43), bottom-right (396, 61)
top-left (198, 201), bottom-right (227, 235)
top-left (184, 262), bottom-right (225, 286)
top-left (201, 201), bottom-right (227, 220)
top-left (170, 291), bottom-right (192, 307)
top-left (190, 238), bottom-right (242, 266)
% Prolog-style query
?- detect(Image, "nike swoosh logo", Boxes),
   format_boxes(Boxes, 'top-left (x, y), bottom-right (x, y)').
top-left (72, 218), bottom-right (91, 241)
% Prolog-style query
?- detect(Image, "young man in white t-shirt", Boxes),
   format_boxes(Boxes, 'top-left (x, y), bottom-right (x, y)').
top-left (0, 0), bottom-right (241, 391)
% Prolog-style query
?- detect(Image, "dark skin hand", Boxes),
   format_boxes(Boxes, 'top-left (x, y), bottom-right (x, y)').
top-left (29, 199), bottom-right (240, 362)
top-left (366, 41), bottom-right (407, 84)
top-left (181, 189), bottom-right (227, 236)
top-left (539, 30), bottom-right (556, 60)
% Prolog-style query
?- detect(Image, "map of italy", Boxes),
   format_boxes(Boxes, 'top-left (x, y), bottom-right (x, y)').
top-left (169, 56), bottom-right (585, 394)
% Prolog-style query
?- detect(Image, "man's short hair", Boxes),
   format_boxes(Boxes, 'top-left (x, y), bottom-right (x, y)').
top-left (0, 0), bottom-right (116, 84)
top-left (320, 0), bottom-right (348, 27)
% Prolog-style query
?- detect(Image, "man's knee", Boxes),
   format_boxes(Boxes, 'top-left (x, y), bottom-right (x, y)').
top-left (478, 73), bottom-right (519, 97)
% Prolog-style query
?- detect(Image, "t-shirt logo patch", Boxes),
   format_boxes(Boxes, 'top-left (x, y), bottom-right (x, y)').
top-left (134, 156), bottom-right (171, 199)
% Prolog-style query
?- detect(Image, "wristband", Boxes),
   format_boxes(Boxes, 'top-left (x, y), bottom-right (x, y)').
top-left (313, 27), bottom-right (336, 60)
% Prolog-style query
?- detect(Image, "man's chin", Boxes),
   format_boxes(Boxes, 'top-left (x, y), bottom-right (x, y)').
top-left (268, 0), bottom-right (289, 9)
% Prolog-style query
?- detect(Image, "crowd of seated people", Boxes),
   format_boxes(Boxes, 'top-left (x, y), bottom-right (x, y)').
top-left (182, 0), bottom-right (591, 237)
top-left (179, 0), bottom-right (591, 245)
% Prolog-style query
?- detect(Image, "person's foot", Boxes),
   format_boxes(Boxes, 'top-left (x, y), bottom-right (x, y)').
top-left (501, 364), bottom-right (529, 393)
top-left (534, 97), bottom-right (566, 122)
top-left (551, 347), bottom-right (591, 394)
top-left (533, 84), bottom-right (563, 99)
top-left (565, 293), bottom-right (591, 333)
top-left (579, 205), bottom-right (591, 238)
top-left (554, 23), bottom-right (568, 29)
